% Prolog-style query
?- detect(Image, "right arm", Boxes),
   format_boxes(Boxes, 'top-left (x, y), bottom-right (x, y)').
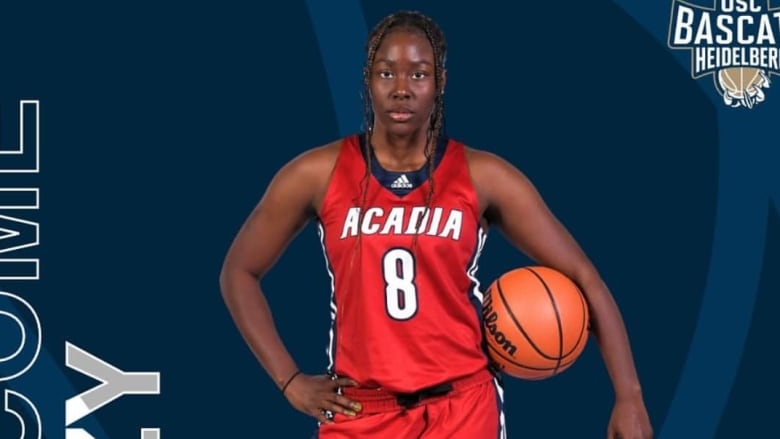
top-left (219, 144), bottom-right (359, 422)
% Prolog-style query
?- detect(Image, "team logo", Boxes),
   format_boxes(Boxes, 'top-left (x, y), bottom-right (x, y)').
top-left (669, 0), bottom-right (780, 108)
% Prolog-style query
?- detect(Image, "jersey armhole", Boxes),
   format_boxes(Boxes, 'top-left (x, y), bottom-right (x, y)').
top-left (316, 135), bottom-right (358, 221)
top-left (458, 143), bottom-right (486, 228)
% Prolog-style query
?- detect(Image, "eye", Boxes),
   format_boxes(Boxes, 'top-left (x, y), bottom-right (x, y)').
top-left (378, 70), bottom-right (394, 79)
top-left (411, 71), bottom-right (428, 80)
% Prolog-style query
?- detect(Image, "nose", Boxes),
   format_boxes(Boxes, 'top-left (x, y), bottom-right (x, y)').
top-left (391, 76), bottom-right (411, 99)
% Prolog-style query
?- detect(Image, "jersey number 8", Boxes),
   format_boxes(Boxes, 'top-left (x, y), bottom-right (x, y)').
top-left (382, 248), bottom-right (418, 320)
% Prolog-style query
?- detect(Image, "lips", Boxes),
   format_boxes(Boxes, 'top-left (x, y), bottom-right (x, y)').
top-left (387, 108), bottom-right (414, 122)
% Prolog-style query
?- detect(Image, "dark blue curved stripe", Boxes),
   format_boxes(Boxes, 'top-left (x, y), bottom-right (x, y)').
top-left (660, 115), bottom-right (768, 438)
top-left (609, 2), bottom-right (771, 438)
top-left (2, 297), bottom-right (110, 438)
top-left (304, 0), bottom-right (368, 137)
top-left (773, 152), bottom-right (780, 209)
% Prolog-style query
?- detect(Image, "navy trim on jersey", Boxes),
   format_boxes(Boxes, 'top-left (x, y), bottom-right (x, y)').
top-left (493, 377), bottom-right (508, 439)
top-left (358, 132), bottom-right (449, 197)
top-left (316, 222), bottom-right (338, 376)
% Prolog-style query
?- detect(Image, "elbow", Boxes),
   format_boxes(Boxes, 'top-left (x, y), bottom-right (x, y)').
top-left (569, 263), bottom-right (606, 294)
top-left (219, 257), bottom-right (262, 301)
top-left (220, 259), bottom-right (245, 299)
top-left (219, 264), bottom-right (233, 299)
top-left (219, 262), bottom-right (235, 303)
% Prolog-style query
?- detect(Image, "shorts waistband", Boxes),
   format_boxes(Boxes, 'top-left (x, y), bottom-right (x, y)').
top-left (341, 368), bottom-right (495, 414)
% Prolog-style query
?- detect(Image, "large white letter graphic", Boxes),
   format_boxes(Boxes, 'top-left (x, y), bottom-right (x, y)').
top-left (0, 100), bottom-right (39, 173)
top-left (0, 291), bottom-right (42, 438)
top-left (3, 390), bottom-right (42, 439)
top-left (0, 100), bottom-right (41, 280)
top-left (65, 343), bottom-right (160, 439)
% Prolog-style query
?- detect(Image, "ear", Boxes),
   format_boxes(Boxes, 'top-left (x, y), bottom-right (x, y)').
top-left (440, 69), bottom-right (447, 95)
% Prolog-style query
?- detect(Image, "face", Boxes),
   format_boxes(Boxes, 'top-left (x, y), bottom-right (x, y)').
top-left (369, 29), bottom-right (444, 137)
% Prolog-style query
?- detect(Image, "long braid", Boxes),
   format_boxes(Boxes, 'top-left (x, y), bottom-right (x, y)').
top-left (356, 10), bottom-right (448, 256)
top-left (360, 15), bottom-right (397, 213)
top-left (411, 16), bottom-right (447, 250)
top-left (347, 16), bottom-right (399, 272)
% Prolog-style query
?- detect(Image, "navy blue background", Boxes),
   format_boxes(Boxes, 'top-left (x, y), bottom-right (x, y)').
top-left (0, 1), bottom-right (777, 438)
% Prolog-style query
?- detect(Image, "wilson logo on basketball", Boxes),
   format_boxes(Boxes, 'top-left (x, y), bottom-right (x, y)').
top-left (668, 0), bottom-right (780, 108)
top-left (482, 291), bottom-right (518, 356)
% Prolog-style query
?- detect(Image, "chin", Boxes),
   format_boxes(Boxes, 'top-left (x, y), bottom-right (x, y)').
top-left (387, 125), bottom-right (420, 137)
top-left (376, 120), bottom-right (424, 137)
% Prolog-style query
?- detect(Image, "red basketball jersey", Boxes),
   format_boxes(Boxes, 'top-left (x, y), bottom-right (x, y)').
top-left (317, 133), bottom-right (489, 393)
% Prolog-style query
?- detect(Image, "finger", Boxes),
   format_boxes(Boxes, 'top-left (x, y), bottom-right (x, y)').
top-left (332, 394), bottom-right (362, 413)
top-left (335, 377), bottom-right (359, 388)
top-left (314, 409), bottom-right (334, 424)
top-left (323, 399), bottom-right (357, 417)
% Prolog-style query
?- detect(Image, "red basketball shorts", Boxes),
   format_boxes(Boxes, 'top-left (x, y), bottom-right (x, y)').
top-left (316, 369), bottom-right (506, 439)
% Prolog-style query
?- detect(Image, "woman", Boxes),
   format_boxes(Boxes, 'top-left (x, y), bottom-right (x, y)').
top-left (220, 10), bottom-right (653, 439)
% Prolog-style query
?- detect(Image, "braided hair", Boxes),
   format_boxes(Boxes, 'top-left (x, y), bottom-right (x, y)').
top-left (357, 10), bottom-right (447, 250)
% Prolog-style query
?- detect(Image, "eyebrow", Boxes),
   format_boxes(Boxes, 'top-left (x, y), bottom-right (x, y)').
top-left (374, 58), bottom-right (434, 66)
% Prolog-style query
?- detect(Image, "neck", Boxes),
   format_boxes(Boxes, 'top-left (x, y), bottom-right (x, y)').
top-left (369, 125), bottom-right (435, 171)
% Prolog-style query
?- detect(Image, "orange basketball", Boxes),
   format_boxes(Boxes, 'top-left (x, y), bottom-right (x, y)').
top-left (482, 266), bottom-right (590, 380)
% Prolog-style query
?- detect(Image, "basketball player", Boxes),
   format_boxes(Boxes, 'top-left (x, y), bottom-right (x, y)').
top-left (220, 10), bottom-right (653, 439)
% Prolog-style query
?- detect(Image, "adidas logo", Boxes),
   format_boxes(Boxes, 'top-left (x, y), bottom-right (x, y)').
top-left (390, 174), bottom-right (413, 189)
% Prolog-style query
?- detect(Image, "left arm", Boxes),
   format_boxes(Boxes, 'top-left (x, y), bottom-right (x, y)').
top-left (470, 149), bottom-right (652, 438)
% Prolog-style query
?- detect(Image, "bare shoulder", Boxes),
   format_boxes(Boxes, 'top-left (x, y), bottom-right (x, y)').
top-left (280, 138), bottom-right (343, 185)
top-left (464, 145), bottom-right (504, 171)
top-left (462, 144), bottom-right (539, 218)
top-left (463, 144), bottom-right (530, 188)
top-left (265, 137), bottom-right (347, 215)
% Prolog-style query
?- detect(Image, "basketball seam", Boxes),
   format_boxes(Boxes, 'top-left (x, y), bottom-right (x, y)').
top-left (524, 267), bottom-right (564, 375)
top-left (556, 276), bottom-right (588, 358)
top-left (486, 342), bottom-right (579, 373)
top-left (496, 275), bottom-right (559, 361)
